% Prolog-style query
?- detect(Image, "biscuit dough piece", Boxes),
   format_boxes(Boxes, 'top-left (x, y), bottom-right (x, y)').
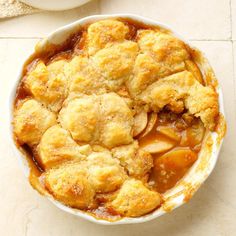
top-left (127, 53), bottom-right (163, 96)
top-left (92, 41), bottom-right (139, 89)
top-left (141, 71), bottom-right (218, 130)
top-left (112, 141), bottom-right (153, 178)
top-left (60, 93), bottom-right (133, 147)
top-left (44, 162), bottom-right (95, 209)
top-left (24, 60), bottom-right (68, 112)
top-left (38, 125), bottom-right (91, 170)
top-left (59, 96), bottom-right (99, 142)
top-left (67, 56), bottom-right (107, 96)
top-left (13, 99), bottom-right (57, 146)
top-left (87, 19), bottom-right (129, 55)
top-left (100, 93), bottom-right (134, 148)
top-left (138, 30), bottom-right (189, 76)
top-left (87, 152), bottom-right (126, 193)
top-left (111, 179), bottom-right (162, 217)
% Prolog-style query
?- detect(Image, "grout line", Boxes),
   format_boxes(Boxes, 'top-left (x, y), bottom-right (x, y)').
top-left (0, 37), bottom-right (42, 39)
top-left (230, 41), bottom-right (236, 109)
top-left (230, 0), bottom-right (233, 40)
top-left (189, 39), bottom-right (232, 42)
top-left (232, 40), bottom-right (236, 90)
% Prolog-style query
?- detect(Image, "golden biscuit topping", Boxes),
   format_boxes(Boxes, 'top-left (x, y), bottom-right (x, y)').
top-left (13, 18), bottom-right (221, 221)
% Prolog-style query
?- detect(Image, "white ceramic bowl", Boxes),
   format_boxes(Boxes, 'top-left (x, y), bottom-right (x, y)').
top-left (20, 0), bottom-right (91, 11)
top-left (9, 14), bottom-right (226, 225)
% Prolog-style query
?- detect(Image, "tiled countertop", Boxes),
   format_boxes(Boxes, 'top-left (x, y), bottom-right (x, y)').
top-left (0, 1), bottom-right (236, 235)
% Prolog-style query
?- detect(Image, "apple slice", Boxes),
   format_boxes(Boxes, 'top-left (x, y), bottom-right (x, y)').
top-left (185, 60), bottom-right (204, 84)
top-left (156, 148), bottom-right (198, 169)
top-left (133, 111), bottom-right (148, 137)
top-left (180, 130), bottom-right (188, 146)
top-left (140, 139), bottom-right (174, 154)
top-left (186, 120), bottom-right (205, 147)
top-left (152, 148), bottom-right (198, 193)
top-left (156, 126), bottom-right (181, 142)
top-left (139, 113), bottom-right (157, 138)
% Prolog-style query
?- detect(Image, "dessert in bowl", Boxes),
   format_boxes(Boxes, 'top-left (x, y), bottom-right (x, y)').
top-left (10, 14), bottom-right (226, 224)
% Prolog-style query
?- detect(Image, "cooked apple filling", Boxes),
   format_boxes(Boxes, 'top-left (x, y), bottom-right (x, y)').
top-left (13, 18), bottom-right (220, 221)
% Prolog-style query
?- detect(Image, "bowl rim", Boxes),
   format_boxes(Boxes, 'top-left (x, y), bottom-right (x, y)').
top-left (20, 0), bottom-right (91, 11)
top-left (8, 13), bottom-right (226, 225)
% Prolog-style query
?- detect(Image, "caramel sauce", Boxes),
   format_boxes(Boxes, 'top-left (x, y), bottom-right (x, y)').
top-left (12, 18), bottom-right (216, 221)
top-left (138, 111), bottom-right (204, 193)
top-left (14, 81), bottom-right (30, 106)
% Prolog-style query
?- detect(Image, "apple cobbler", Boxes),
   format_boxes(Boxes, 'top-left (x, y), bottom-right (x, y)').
top-left (13, 18), bottom-right (220, 221)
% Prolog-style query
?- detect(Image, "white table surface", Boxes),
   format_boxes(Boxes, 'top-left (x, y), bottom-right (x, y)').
top-left (0, 0), bottom-right (236, 235)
